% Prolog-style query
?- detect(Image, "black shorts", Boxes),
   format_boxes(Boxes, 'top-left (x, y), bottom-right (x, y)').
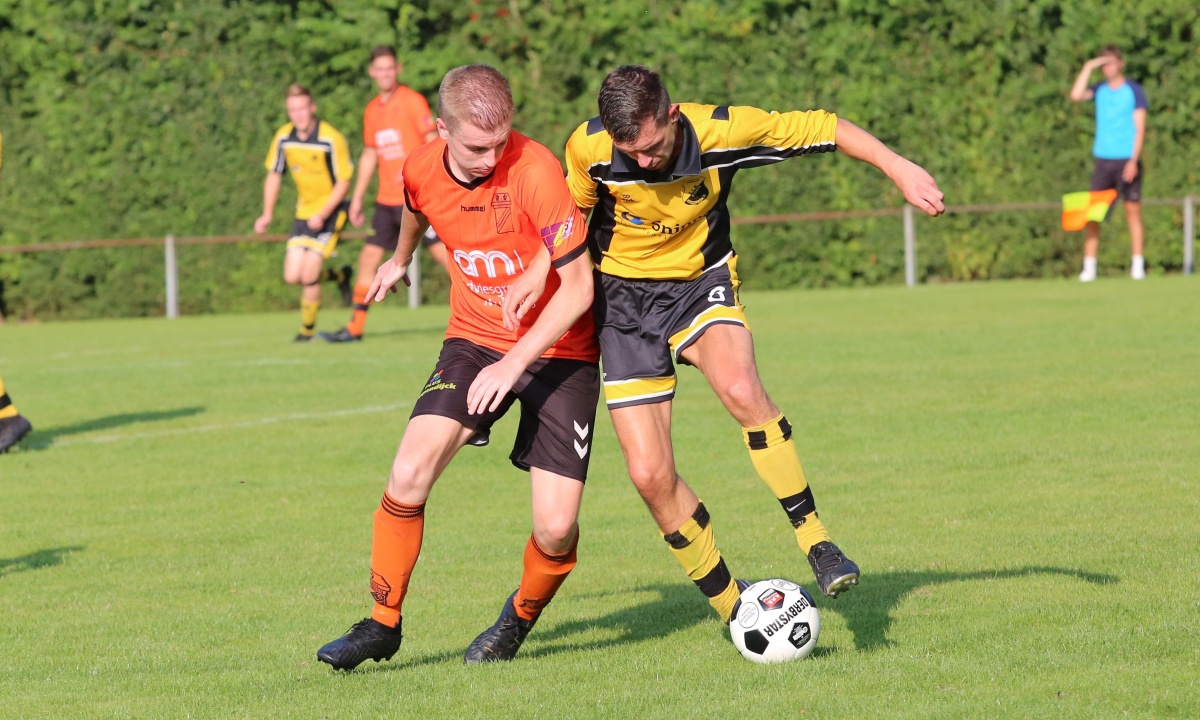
top-left (594, 253), bottom-right (748, 409)
top-left (368, 203), bottom-right (442, 251)
top-left (1091, 158), bottom-right (1142, 202)
top-left (411, 338), bottom-right (600, 482)
top-left (287, 201), bottom-right (349, 259)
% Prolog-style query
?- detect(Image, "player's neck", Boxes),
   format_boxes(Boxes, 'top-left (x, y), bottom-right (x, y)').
top-left (444, 152), bottom-right (474, 184)
top-left (1106, 74), bottom-right (1126, 88)
top-left (378, 86), bottom-right (397, 103)
top-left (296, 119), bottom-right (317, 139)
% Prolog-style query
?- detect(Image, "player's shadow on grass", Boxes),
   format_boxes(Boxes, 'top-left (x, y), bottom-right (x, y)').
top-left (0, 546), bottom-right (84, 580)
top-left (372, 582), bottom-right (710, 671)
top-left (26, 407), bottom-right (205, 450)
top-left (824, 565), bottom-right (1118, 651)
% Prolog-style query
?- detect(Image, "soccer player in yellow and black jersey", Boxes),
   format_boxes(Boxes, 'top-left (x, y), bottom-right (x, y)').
top-left (254, 84), bottom-right (355, 342)
top-left (563, 65), bottom-right (945, 624)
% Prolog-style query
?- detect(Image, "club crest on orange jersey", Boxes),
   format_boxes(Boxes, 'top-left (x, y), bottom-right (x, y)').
top-left (492, 192), bottom-right (514, 234)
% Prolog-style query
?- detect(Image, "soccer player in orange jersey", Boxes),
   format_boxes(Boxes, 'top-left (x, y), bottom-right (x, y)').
top-left (317, 65), bottom-right (598, 669)
top-left (323, 46), bottom-right (447, 343)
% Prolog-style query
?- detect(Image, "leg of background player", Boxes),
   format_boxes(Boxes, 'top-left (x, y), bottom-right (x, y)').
top-left (0, 372), bottom-right (33, 453)
top-left (1081, 221), bottom-right (1100, 281)
top-left (1126, 201), bottom-right (1145, 279)
top-left (283, 247), bottom-right (324, 341)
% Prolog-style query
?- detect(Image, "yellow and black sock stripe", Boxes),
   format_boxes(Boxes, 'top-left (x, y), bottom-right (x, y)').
top-left (299, 292), bottom-right (320, 337)
top-left (663, 502), bottom-right (741, 621)
top-left (743, 414), bottom-right (831, 554)
top-left (0, 391), bottom-right (17, 420)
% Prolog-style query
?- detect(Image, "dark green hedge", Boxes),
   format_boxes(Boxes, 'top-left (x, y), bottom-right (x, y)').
top-left (1, 1), bottom-right (1196, 319)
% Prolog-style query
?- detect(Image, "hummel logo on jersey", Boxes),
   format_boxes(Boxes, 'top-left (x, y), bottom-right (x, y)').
top-left (460, 204), bottom-right (485, 212)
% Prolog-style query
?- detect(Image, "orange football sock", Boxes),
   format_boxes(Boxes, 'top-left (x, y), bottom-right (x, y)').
top-left (369, 493), bottom-right (425, 628)
top-left (512, 533), bottom-right (578, 621)
top-left (346, 284), bottom-right (371, 337)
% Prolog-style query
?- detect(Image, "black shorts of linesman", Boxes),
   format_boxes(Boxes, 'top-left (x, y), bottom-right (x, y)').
top-left (317, 63), bottom-right (599, 671)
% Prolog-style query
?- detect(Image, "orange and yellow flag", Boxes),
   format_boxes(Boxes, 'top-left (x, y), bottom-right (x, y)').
top-left (1061, 189), bottom-right (1118, 231)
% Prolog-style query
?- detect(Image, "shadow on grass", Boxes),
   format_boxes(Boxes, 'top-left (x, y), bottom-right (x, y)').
top-left (351, 582), bottom-right (709, 672)
top-left (824, 565), bottom-right (1118, 651)
top-left (26, 407), bottom-right (205, 450)
top-left (342, 566), bottom-right (1117, 671)
top-left (0, 546), bottom-right (84, 579)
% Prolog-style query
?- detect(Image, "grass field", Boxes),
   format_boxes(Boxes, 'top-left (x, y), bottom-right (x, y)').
top-left (1, 277), bottom-right (1197, 719)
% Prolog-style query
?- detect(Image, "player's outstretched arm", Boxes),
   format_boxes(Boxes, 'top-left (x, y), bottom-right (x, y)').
top-left (835, 118), bottom-right (945, 216)
top-left (466, 252), bottom-right (594, 415)
top-left (254, 173), bottom-right (283, 233)
top-left (367, 204), bottom-right (429, 302)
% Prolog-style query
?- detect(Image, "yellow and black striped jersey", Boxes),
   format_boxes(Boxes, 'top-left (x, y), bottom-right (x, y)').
top-left (565, 103), bottom-right (838, 280)
top-left (264, 119), bottom-right (353, 220)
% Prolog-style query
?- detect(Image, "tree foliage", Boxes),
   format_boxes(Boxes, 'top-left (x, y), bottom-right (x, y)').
top-left (1, 0), bottom-right (1196, 318)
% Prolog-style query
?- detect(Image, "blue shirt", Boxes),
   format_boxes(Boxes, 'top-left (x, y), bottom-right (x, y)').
top-left (1091, 79), bottom-right (1147, 160)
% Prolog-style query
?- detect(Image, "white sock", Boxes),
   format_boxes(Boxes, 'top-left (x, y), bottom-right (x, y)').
top-left (1132, 255), bottom-right (1145, 273)
top-left (1083, 257), bottom-right (1097, 274)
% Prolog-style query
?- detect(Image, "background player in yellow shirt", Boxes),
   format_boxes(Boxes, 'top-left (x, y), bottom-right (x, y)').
top-left (254, 84), bottom-right (354, 342)
top-left (564, 65), bottom-right (945, 625)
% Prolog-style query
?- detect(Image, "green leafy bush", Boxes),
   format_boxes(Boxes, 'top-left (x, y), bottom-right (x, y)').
top-left (1, 1), bottom-right (1196, 319)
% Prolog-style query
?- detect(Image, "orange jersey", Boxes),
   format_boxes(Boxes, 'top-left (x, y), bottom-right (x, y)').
top-left (363, 86), bottom-right (436, 205)
top-left (403, 131), bottom-right (597, 361)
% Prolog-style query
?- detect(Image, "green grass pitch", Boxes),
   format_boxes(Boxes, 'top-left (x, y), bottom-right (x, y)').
top-left (1, 277), bottom-right (1197, 719)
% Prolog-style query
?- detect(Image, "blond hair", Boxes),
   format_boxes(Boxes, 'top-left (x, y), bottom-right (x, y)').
top-left (286, 83), bottom-right (313, 100)
top-left (437, 65), bottom-right (513, 132)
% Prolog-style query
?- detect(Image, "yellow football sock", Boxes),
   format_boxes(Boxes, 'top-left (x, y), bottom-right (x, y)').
top-left (299, 298), bottom-right (320, 337)
top-left (743, 414), bottom-right (831, 554)
top-left (663, 502), bottom-right (741, 621)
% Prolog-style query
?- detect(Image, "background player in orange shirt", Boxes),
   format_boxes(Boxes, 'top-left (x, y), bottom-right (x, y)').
top-left (321, 45), bottom-right (445, 343)
top-left (317, 65), bottom-right (599, 669)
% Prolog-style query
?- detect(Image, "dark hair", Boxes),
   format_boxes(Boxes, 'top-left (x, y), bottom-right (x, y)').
top-left (598, 65), bottom-right (671, 144)
top-left (1100, 45), bottom-right (1123, 60)
top-left (370, 45), bottom-right (397, 62)
top-left (286, 83), bottom-right (312, 99)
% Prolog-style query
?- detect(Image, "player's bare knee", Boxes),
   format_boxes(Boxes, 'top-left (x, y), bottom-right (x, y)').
top-left (719, 375), bottom-right (773, 424)
top-left (386, 456), bottom-right (434, 501)
top-left (626, 461), bottom-right (676, 501)
top-left (533, 520), bottom-right (577, 554)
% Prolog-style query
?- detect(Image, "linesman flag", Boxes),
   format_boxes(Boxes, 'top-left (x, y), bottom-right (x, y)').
top-left (1061, 189), bottom-right (1118, 231)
